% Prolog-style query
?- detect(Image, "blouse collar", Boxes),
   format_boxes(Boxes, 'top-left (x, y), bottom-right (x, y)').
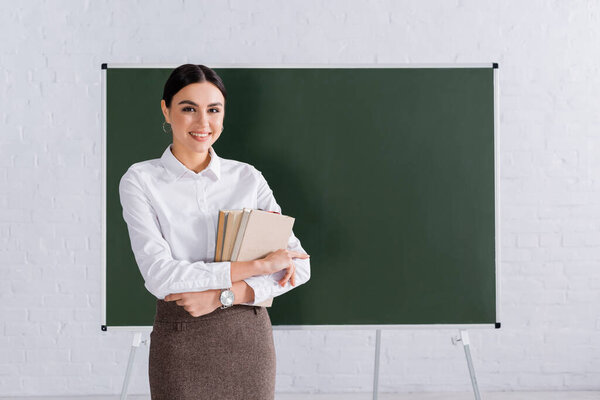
top-left (160, 144), bottom-right (221, 182)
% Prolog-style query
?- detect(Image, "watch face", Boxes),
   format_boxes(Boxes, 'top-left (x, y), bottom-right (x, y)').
top-left (221, 289), bottom-right (234, 306)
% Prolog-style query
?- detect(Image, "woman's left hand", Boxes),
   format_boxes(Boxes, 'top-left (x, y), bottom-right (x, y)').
top-left (278, 261), bottom-right (296, 287)
top-left (164, 290), bottom-right (220, 317)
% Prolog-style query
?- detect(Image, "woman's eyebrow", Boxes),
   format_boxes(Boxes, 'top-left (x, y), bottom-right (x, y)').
top-left (177, 100), bottom-right (223, 107)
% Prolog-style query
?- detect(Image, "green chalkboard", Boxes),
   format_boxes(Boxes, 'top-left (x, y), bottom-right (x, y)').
top-left (102, 65), bottom-right (499, 330)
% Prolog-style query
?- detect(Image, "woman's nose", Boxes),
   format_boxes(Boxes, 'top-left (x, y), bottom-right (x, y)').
top-left (194, 111), bottom-right (210, 126)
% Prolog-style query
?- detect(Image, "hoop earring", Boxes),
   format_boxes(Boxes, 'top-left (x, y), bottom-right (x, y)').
top-left (162, 121), bottom-right (172, 134)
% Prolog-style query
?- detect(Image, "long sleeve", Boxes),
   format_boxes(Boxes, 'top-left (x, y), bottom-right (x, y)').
top-left (119, 170), bottom-right (233, 300)
top-left (241, 169), bottom-right (311, 305)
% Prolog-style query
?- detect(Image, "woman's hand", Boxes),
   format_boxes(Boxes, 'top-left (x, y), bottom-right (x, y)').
top-left (261, 249), bottom-right (310, 287)
top-left (164, 290), bottom-right (221, 317)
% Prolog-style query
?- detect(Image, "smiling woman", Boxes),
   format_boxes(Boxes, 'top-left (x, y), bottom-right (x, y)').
top-left (160, 68), bottom-right (227, 174)
top-left (118, 64), bottom-right (311, 399)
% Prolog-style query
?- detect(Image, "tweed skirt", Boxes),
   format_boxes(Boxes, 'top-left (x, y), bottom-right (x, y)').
top-left (148, 299), bottom-right (276, 400)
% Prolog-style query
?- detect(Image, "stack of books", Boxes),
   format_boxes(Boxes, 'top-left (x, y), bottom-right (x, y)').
top-left (215, 208), bottom-right (295, 307)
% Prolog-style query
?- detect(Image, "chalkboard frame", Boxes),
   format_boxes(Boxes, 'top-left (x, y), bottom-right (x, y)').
top-left (100, 63), bottom-right (500, 331)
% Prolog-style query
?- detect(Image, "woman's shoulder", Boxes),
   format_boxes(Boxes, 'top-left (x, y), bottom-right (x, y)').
top-left (120, 157), bottom-right (163, 184)
top-left (218, 154), bottom-right (262, 178)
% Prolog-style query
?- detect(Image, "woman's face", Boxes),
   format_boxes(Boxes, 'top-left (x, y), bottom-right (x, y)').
top-left (161, 81), bottom-right (225, 155)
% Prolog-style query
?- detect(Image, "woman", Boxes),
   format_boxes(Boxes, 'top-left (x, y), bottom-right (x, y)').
top-left (118, 64), bottom-right (311, 399)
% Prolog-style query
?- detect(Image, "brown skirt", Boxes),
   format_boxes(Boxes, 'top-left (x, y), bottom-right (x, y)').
top-left (149, 300), bottom-right (276, 400)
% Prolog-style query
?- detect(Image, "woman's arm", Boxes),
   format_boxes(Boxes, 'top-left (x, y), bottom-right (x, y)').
top-left (119, 170), bottom-right (265, 300)
top-left (164, 251), bottom-right (304, 317)
top-left (232, 280), bottom-right (256, 304)
top-left (163, 279), bottom-right (256, 317)
top-left (230, 260), bottom-right (267, 283)
top-left (242, 230), bottom-right (311, 305)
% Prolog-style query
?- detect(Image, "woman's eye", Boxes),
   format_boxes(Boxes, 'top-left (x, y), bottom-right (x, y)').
top-left (181, 107), bottom-right (220, 113)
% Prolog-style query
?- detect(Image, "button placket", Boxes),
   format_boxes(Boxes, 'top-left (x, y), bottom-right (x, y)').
top-left (195, 178), bottom-right (204, 212)
top-left (196, 176), bottom-right (207, 213)
top-left (202, 182), bottom-right (207, 211)
top-left (198, 176), bottom-right (211, 259)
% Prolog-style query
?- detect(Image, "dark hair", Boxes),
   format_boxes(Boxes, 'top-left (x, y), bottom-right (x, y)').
top-left (162, 64), bottom-right (227, 108)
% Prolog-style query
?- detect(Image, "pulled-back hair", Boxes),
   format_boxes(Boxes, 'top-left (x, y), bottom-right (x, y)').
top-left (162, 64), bottom-right (227, 108)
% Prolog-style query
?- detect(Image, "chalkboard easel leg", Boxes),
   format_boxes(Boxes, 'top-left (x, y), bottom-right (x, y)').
top-left (120, 332), bottom-right (143, 400)
top-left (453, 329), bottom-right (482, 400)
top-left (372, 329), bottom-right (382, 400)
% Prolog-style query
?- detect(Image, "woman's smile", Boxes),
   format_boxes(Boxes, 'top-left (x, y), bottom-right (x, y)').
top-left (189, 131), bottom-right (212, 141)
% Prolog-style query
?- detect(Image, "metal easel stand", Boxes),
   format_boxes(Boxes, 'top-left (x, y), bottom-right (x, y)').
top-left (372, 329), bottom-right (382, 400)
top-left (451, 329), bottom-right (482, 400)
top-left (371, 329), bottom-right (482, 400)
top-left (120, 332), bottom-right (149, 400)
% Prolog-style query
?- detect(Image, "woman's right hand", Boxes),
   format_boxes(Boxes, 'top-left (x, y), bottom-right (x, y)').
top-left (260, 249), bottom-right (310, 275)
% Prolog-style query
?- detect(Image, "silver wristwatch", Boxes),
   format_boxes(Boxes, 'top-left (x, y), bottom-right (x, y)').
top-left (219, 288), bottom-right (235, 309)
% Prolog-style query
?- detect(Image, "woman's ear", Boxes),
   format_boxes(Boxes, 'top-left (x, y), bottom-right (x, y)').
top-left (160, 99), bottom-right (170, 123)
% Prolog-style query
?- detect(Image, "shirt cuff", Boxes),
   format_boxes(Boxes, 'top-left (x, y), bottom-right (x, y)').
top-left (165, 261), bottom-right (232, 294)
top-left (215, 261), bottom-right (233, 289)
top-left (242, 275), bottom-right (271, 305)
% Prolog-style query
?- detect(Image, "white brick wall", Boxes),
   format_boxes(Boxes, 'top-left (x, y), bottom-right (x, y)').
top-left (1, 0), bottom-right (599, 396)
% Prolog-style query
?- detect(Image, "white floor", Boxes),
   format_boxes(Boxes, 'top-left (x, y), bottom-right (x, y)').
top-left (1, 393), bottom-right (599, 400)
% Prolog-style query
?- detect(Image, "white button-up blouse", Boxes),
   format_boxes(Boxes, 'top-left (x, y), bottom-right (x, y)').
top-left (118, 143), bottom-right (311, 305)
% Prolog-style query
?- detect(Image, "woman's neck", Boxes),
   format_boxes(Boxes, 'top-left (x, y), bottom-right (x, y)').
top-left (171, 144), bottom-right (211, 174)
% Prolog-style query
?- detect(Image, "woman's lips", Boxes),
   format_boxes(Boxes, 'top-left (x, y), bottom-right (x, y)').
top-left (189, 132), bottom-right (211, 142)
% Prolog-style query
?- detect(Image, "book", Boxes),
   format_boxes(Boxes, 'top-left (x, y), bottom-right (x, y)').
top-left (230, 208), bottom-right (252, 262)
top-left (232, 209), bottom-right (295, 263)
top-left (215, 208), bottom-right (296, 308)
top-left (223, 210), bottom-right (245, 262)
top-left (215, 210), bottom-right (227, 262)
